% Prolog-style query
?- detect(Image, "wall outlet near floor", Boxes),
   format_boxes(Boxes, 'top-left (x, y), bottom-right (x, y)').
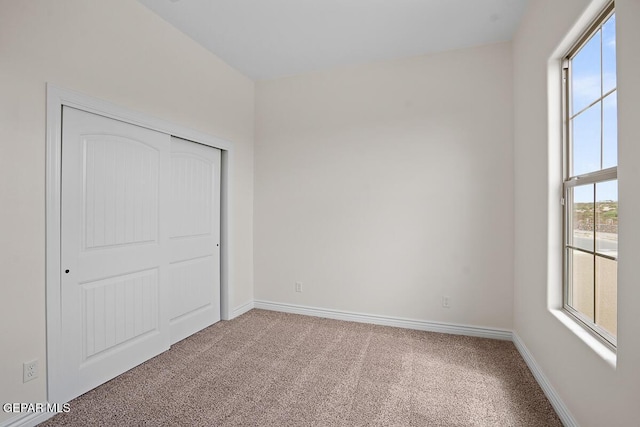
top-left (295, 282), bottom-right (302, 292)
top-left (23, 359), bottom-right (38, 383)
top-left (442, 296), bottom-right (451, 308)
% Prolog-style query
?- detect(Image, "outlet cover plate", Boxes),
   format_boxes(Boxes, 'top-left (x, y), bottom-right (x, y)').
top-left (23, 360), bottom-right (38, 383)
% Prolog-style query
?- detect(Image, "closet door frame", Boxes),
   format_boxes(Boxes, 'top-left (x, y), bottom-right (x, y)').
top-left (45, 83), bottom-right (234, 404)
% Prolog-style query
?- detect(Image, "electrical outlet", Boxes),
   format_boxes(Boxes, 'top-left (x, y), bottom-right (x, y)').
top-left (295, 282), bottom-right (302, 292)
top-left (442, 296), bottom-right (451, 309)
top-left (23, 360), bottom-right (38, 383)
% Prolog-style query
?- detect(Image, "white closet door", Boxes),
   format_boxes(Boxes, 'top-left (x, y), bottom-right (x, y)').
top-left (169, 137), bottom-right (221, 344)
top-left (60, 107), bottom-right (171, 403)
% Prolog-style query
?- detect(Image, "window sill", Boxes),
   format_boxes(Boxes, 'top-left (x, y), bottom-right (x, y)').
top-left (550, 308), bottom-right (617, 369)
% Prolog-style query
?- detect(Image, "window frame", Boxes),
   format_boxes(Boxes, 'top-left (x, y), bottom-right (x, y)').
top-left (562, 1), bottom-right (617, 350)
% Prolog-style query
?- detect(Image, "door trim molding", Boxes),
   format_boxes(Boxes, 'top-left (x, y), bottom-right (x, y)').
top-left (45, 83), bottom-right (234, 404)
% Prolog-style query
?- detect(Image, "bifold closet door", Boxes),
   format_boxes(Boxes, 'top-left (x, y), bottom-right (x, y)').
top-left (60, 108), bottom-right (221, 403)
top-left (168, 136), bottom-right (221, 344)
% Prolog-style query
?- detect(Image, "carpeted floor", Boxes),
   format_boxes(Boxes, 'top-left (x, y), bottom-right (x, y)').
top-left (41, 309), bottom-right (562, 426)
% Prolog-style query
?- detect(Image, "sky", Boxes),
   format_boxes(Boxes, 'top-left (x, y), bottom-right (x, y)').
top-left (571, 13), bottom-right (617, 204)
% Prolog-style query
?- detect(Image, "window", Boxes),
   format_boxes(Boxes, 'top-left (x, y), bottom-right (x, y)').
top-left (563, 3), bottom-right (617, 347)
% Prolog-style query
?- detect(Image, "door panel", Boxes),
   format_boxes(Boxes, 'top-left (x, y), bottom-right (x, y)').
top-left (61, 107), bottom-right (171, 404)
top-left (169, 137), bottom-right (221, 344)
top-left (169, 256), bottom-right (214, 320)
top-left (83, 136), bottom-right (159, 249)
top-left (81, 268), bottom-right (159, 361)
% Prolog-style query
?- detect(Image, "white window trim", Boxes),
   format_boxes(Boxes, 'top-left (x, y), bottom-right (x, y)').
top-left (561, 2), bottom-right (617, 351)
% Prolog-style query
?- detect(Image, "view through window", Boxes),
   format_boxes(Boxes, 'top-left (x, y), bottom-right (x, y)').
top-left (563, 4), bottom-right (617, 347)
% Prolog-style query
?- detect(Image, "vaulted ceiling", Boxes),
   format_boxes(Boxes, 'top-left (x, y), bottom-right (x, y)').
top-left (139, 0), bottom-right (528, 80)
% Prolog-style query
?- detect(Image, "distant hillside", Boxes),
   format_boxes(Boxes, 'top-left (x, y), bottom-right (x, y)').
top-left (574, 201), bottom-right (618, 232)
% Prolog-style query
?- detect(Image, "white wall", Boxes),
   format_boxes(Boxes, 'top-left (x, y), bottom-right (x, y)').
top-left (513, 0), bottom-right (640, 425)
top-left (0, 0), bottom-right (254, 422)
top-left (255, 43), bottom-right (514, 329)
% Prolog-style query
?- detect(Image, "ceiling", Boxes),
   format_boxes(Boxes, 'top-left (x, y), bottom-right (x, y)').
top-left (138, 0), bottom-right (528, 81)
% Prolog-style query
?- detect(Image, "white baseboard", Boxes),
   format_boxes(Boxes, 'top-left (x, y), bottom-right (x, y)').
top-left (253, 300), bottom-right (512, 340)
top-left (512, 332), bottom-right (577, 427)
top-left (231, 300), bottom-right (255, 319)
top-left (0, 411), bottom-right (54, 427)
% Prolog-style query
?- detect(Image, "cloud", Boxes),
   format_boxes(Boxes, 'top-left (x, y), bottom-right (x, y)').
top-left (572, 72), bottom-right (616, 112)
top-left (572, 75), bottom-right (600, 110)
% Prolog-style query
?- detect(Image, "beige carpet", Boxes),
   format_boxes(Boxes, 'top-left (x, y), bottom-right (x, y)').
top-left (41, 309), bottom-right (562, 426)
